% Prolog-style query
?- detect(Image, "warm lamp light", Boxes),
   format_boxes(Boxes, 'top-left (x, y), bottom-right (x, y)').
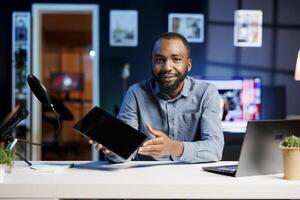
top-left (295, 50), bottom-right (300, 81)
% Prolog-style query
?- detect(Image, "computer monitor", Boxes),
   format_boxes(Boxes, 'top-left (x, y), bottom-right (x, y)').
top-left (199, 76), bottom-right (262, 133)
top-left (51, 72), bottom-right (84, 92)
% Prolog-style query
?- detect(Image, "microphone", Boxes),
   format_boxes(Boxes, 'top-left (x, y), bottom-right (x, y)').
top-left (0, 105), bottom-right (32, 166)
top-left (0, 105), bottom-right (28, 142)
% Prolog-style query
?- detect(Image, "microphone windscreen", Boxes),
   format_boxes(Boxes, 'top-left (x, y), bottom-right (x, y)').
top-left (0, 105), bottom-right (29, 140)
top-left (27, 74), bottom-right (52, 106)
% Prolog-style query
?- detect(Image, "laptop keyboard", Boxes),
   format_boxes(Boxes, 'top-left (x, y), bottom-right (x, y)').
top-left (218, 165), bottom-right (237, 173)
top-left (203, 165), bottom-right (237, 176)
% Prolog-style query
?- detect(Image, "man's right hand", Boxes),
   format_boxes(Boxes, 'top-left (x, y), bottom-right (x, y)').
top-left (88, 139), bottom-right (112, 155)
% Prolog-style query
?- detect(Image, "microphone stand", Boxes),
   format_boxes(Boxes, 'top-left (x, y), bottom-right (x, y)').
top-left (3, 104), bottom-right (61, 167)
top-left (3, 137), bottom-right (34, 166)
top-left (14, 151), bottom-right (32, 166)
top-left (5, 136), bottom-right (52, 167)
top-left (49, 103), bottom-right (62, 140)
top-left (16, 105), bottom-right (60, 167)
top-left (25, 73), bottom-right (62, 165)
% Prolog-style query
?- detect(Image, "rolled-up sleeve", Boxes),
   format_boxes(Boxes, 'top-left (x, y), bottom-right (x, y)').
top-left (173, 84), bottom-right (224, 163)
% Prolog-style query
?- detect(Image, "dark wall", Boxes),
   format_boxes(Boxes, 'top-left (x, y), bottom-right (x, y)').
top-left (205, 0), bottom-right (300, 116)
top-left (98, 0), bottom-right (207, 114)
top-left (0, 1), bottom-right (32, 120)
top-left (1, 0), bottom-right (300, 120)
top-left (0, 0), bottom-right (207, 120)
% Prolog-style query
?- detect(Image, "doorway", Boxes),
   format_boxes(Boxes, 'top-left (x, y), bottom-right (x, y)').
top-left (32, 4), bottom-right (99, 160)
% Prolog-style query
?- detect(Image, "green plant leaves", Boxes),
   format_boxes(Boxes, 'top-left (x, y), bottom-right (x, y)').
top-left (282, 135), bottom-right (300, 148)
top-left (0, 146), bottom-right (14, 167)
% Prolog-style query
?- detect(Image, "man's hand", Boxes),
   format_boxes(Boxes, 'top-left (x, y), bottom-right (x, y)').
top-left (88, 139), bottom-right (112, 155)
top-left (138, 125), bottom-right (184, 157)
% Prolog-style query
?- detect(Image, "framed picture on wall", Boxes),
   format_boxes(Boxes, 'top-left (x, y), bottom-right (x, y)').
top-left (110, 10), bottom-right (138, 47)
top-left (168, 13), bottom-right (204, 43)
top-left (234, 10), bottom-right (263, 47)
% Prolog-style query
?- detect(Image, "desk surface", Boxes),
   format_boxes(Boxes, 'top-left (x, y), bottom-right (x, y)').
top-left (1, 161), bottom-right (300, 199)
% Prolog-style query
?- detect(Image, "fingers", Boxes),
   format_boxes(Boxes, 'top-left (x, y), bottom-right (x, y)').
top-left (102, 147), bottom-right (112, 155)
top-left (146, 125), bottom-right (162, 137)
top-left (138, 145), bottom-right (162, 156)
top-left (143, 138), bottom-right (163, 146)
top-left (88, 139), bottom-right (101, 150)
top-left (88, 139), bottom-right (112, 155)
top-left (88, 139), bottom-right (94, 145)
top-left (87, 138), bottom-right (113, 156)
top-left (140, 145), bottom-right (161, 152)
top-left (94, 144), bottom-right (112, 155)
top-left (95, 143), bottom-right (103, 150)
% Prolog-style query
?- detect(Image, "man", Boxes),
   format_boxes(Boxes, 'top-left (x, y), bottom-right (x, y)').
top-left (93, 32), bottom-right (224, 163)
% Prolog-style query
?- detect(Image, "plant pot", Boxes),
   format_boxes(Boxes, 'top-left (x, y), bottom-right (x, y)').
top-left (0, 165), bottom-right (5, 182)
top-left (280, 146), bottom-right (300, 180)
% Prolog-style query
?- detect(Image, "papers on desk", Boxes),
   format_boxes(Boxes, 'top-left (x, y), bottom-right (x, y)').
top-left (30, 163), bottom-right (74, 173)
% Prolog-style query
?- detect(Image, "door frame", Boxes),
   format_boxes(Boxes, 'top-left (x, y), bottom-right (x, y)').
top-left (32, 3), bottom-right (100, 160)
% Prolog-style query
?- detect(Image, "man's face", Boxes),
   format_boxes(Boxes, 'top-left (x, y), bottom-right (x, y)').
top-left (152, 38), bottom-right (192, 94)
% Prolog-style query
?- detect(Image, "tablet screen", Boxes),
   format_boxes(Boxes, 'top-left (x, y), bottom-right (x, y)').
top-left (73, 106), bottom-right (148, 160)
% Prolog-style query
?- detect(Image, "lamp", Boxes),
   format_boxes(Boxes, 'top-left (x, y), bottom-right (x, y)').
top-left (295, 50), bottom-right (300, 81)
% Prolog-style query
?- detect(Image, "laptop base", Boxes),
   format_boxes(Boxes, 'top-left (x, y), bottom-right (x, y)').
top-left (203, 165), bottom-right (237, 177)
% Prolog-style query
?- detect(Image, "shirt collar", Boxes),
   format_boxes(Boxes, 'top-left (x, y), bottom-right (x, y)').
top-left (181, 77), bottom-right (190, 97)
top-left (151, 76), bottom-right (190, 99)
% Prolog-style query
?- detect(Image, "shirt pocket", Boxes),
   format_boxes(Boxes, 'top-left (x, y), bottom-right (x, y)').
top-left (178, 113), bottom-right (200, 141)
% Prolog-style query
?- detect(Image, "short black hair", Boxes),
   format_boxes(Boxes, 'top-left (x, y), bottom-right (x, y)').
top-left (152, 32), bottom-right (191, 58)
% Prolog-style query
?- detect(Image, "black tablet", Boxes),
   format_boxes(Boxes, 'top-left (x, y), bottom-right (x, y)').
top-left (73, 106), bottom-right (148, 161)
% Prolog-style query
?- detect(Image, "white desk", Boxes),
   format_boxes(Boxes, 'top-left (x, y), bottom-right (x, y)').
top-left (1, 161), bottom-right (300, 199)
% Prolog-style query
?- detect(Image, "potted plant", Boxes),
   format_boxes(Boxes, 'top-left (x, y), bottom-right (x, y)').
top-left (280, 135), bottom-right (300, 180)
top-left (0, 144), bottom-right (14, 182)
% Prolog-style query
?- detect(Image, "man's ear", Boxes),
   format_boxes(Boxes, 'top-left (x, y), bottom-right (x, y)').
top-left (187, 59), bottom-right (192, 72)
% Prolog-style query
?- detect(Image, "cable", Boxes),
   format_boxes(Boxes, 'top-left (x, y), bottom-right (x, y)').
top-left (50, 103), bottom-right (61, 145)
top-left (50, 103), bottom-right (61, 130)
top-left (14, 151), bottom-right (32, 166)
top-left (13, 103), bottom-right (61, 147)
top-left (15, 138), bottom-right (52, 146)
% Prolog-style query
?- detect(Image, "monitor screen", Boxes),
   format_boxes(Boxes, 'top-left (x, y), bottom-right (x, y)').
top-left (200, 76), bottom-right (262, 133)
top-left (51, 72), bottom-right (84, 92)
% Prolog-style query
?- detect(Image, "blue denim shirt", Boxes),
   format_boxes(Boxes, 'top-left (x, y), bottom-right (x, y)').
top-left (116, 76), bottom-right (224, 163)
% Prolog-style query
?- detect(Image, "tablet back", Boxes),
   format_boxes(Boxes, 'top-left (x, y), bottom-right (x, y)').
top-left (73, 106), bottom-right (148, 160)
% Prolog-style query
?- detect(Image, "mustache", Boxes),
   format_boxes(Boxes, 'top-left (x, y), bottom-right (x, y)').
top-left (157, 71), bottom-right (179, 78)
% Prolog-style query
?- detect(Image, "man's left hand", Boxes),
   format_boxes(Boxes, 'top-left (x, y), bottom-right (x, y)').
top-left (138, 125), bottom-right (183, 157)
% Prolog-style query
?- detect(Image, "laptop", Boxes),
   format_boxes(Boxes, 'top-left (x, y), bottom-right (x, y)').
top-left (203, 120), bottom-right (300, 177)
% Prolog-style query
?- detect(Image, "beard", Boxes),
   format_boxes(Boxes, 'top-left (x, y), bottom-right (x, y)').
top-left (153, 69), bottom-right (188, 94)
